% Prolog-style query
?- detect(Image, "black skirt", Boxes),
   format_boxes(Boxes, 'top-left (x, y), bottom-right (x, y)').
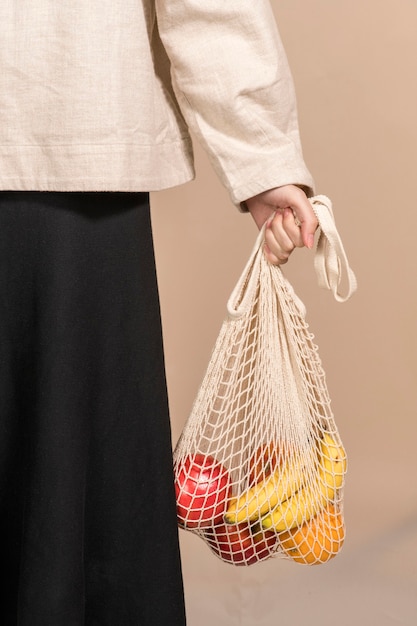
top-left (0, 192), bottom-right (186, 626)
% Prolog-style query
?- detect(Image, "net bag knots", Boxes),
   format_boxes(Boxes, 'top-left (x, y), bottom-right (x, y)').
top-left (174, 195), bottom-right (357, 566)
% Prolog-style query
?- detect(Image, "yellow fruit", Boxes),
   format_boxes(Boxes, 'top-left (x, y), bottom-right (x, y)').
top-left (260, 433), bottom-right (346, 533)
top-left (321, 432), bottom-right (347, 477)
top-left (225, 454), bottom-right (308, 525)
top-left (278, 504), bottom-right (345, 565)
top-left (261, 476), bottom-right (327, 532)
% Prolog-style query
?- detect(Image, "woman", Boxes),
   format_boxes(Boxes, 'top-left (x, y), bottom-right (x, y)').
top-left (0, 1), bottom-right (317, 624)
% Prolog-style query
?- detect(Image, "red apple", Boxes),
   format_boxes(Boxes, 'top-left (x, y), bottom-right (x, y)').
top-left (175, 454), bottom-right (231, 529)
top-left (205, 522), bottom-right (278, 566)
top-left (248, 441), bottom-right (292, 486)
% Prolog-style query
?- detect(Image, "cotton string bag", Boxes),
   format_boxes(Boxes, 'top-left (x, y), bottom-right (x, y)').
top-left (174, 195), bottom-right (357, 566)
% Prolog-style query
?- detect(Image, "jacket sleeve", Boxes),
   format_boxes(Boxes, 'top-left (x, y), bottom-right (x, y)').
top-left (154, 0), bottom-right (314, 207)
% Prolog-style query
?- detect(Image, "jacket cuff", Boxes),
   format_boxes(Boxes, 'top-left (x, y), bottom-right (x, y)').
top-left (230, 165), bottom-right (315, 212)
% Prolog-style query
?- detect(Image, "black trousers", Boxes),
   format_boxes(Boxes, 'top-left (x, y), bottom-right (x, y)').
top-left (0, 192), bottom-right (186, 625)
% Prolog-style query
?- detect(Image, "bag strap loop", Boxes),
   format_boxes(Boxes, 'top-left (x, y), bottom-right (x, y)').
top-left (310, 195), bottom-right (357, 303)
top-left (227, 224), bottom-right (266, 318)
top-left (227, 194), bottom-right (357, 317)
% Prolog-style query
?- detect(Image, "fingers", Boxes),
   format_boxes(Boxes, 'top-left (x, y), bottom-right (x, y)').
top-left (289, 191), bottom-right (318, 249)
top-left (264, 209), bottom-right (303, 265)
top-left (245, 184), bottom-right (319, 265)
top-left (282, 208), bottom-right (304, 247)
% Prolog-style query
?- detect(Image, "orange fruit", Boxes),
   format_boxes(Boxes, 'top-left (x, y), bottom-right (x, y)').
top-left (278, 504), bottom-right (345, 565)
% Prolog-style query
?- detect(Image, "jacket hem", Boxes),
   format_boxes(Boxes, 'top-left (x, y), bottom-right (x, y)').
top-left (0, 139), bottom-right (195, 193)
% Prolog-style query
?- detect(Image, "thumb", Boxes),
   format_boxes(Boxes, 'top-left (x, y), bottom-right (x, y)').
top-left (302, 225), bottom-right (315, 250)
top-left (294, 206), bottom-right (318, 249)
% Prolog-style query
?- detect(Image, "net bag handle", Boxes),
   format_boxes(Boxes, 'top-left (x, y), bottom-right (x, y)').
top-left (227, 195), bottom-right (357, 317)
top-left (311, 195), bottom-right (357, 303)
top-left (226, 223), bottom-right (266, 319)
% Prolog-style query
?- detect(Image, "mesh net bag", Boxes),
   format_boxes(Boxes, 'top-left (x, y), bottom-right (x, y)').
top-left (173, 196), bottom-right (357, 566)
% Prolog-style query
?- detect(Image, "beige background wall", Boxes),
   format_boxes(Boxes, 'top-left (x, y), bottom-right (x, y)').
top-left (150, 2), bottom-right (417, 624)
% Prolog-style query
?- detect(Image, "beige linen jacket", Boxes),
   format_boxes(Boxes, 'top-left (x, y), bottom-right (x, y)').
top-left (0, 0), bottom-right (313, 206)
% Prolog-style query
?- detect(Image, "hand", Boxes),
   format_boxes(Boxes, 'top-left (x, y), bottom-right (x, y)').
top-left (245, 185), bottom-right (318, 265)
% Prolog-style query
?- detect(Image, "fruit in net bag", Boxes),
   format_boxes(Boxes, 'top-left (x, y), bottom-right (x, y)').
top-left (260, 433), bottom-right (347, 532)
top-left (225, 443), bottom-right (306, 525)
top-left (175, 454), bottom-right (231, 528)
top-left (248, 442), bottom-right (282, 486)
top-left (205, 522), bottom-right (278, 566)
top-left (278, 504), bottom-right (345, 565)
